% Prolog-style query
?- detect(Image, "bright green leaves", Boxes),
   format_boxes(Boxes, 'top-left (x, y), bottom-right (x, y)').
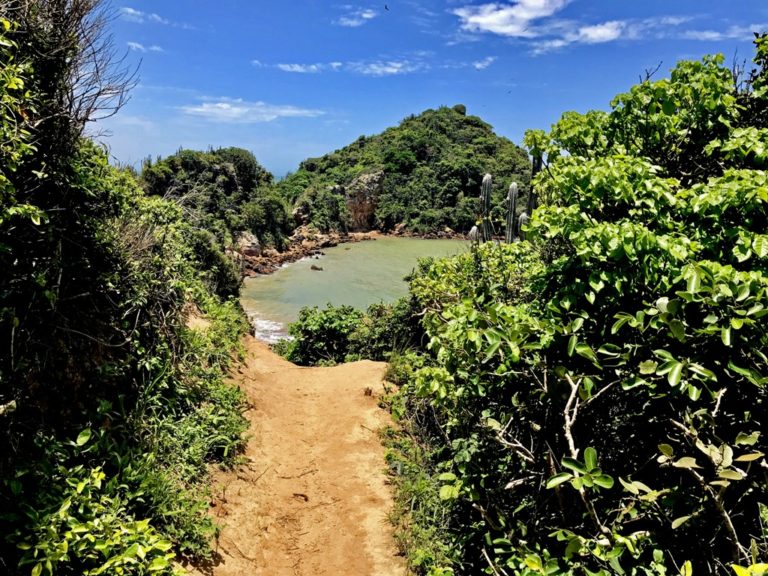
top-left (438, 472), bottom-right (462, 501)
top-left (405, 41), bottom-right (768, 576)
top-left (546, 448), bottom-right (615, 492)
top-left (732, 564), bottom-right (768, 576)
top-left (707, 127), bottom-right (768, 168)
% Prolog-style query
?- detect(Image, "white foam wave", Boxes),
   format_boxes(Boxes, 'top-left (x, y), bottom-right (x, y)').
top-left (248, 314), bottom-right (290, 344)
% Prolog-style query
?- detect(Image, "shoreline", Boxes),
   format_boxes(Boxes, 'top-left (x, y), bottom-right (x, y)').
top-left (239, 227), bottom-right (465, 277)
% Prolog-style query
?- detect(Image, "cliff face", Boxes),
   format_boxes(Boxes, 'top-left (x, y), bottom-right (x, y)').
top-left (345, 171), bottom-right (384, 231)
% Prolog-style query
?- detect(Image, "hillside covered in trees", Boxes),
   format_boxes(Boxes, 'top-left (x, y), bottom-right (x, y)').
top-left (277, 105), bottom-right (532, 234)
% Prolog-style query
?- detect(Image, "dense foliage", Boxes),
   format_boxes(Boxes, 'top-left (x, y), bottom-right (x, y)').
top-left (277, 105), bottom-right (532, 234)
top-left (391, 40), bottom-right (768, 575)
top-left (0, 5), bottom-right (249, 574)
top-left (278, 298), bottom-right (422, 366)
top-left (140, 147), bottom-right (293, 294)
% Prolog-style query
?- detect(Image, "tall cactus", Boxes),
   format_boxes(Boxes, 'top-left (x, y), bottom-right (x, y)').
top-left (528, 153), bottom-right (543, 215)
top-left (505, 182), bottom-right (518, 243)
top-left (480, 173), bottom-right (492, 242)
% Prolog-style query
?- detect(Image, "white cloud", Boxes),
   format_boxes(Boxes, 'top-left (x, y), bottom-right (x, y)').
top-left (119, 6), bottom-right (193, 29)
top-left (473, 56), bottom-right (497, 70)
top-left (577, 21), bottom-right (625, 43)
top-left (276, 63), bottom-right (324, 73)
top-left (148, 13), bottom-right (170, 25)
top-left (180, 98), bottom-right (325, 123)
top-left (127, 42), bottom-right (163, 53)
top-left (336, 7), bottom-right (378, 27)
top-left (347, 60), bottom-right (426, 76)
top-left (683, 24), bottom-right (767, 42)
top-left (454, 0), bottom-right (570, 37)
top-left (452, 3), bottom-right (763, 54)
top-left (259, 57), bottom-right (427, 76)
top-left (120, 7), bottom-right (145, 23)
top-left (531, 20), bottom-right (626, 53)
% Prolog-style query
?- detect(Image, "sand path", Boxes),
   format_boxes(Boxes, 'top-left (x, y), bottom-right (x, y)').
top-left (190, 336), bottom-right (405, 576)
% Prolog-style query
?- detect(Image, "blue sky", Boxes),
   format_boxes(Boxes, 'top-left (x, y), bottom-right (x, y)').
top-left (99, 0), bottom-right (768, 178)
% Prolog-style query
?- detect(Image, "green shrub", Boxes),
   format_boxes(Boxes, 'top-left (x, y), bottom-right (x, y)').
top-left (282, 304), bottom-right (364, 365)
top-left (396, 41), bottom-right (768, 575)
top-left (282, 297), bottom-right (424, 366)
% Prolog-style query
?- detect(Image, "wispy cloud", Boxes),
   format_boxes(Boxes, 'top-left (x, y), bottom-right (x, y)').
top-left (255, 58), bottom-right (428, 76)
top-left (348, 60), bottom-right (426, 76)
top-left (452, 2), bottom-right (764, 54)
top-left (276, 63), bottom-right (325, 73)
top-left (682, 24), bottom-right (767, 42)
top-left (335, 6), bottom-right (378, 27)
top-left (532, 20), bottom-right (625, 53)
top-left (119, 6), bottom-right (193, 29)
top-left (180, 98), bottom-right (324, 123)
top-left (473, 56), bottom-right (497, 70)
top-left (127, 41), bottom-right (164, 53)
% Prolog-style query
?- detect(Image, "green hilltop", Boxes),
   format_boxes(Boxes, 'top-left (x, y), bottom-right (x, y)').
top-left (277, 104), bottom-right (532, 234)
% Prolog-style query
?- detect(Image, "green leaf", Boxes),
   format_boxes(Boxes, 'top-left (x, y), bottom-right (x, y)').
top-left (619, 477), bottom-right (639, 495)
top-left (754, 235), bottom-right (768, 258)
top-left (76, 428), bottom-right (92, 446)
top-left (668, 362), bottom-right (684, 387)
top-left (439, 485), bottom-right (459, 500)
top-left (593, 474), bottom-right (614, 489)
top-left (32, 564), bottom-right (43, 576)
top-left (584, 447), bottom-right (598, 470)
top-left (735, 431), bottom-right (760, 446)
top-left (718, 469), bottom-right (745, 481)
top-left (735, 452), bottom-right (764, 462)
top-left (669, 320), bottom-right (686, 341)
top-left (575, 342), bottom-right (598, 363)
top-left (567, 334), bottom-right (577, 356)
top-left (672, 457), bottom-right (700, 469)
top-left (671, 515), bottom-right (691, 529)
top-left (438, 472), bottom-right (457, 482)
top-left (562, 457), bottom-right (587, 474)
top-left (722, 326), bottom-right (732, 346)
top-left (639, 360), bottom-right (658, 374)
top-left (546, 472), bottom-right (573, 489)
top-left (658, 443), bottom-right (675, 457)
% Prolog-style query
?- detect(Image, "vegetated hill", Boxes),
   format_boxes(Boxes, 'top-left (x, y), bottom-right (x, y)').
top-left (277, 105), bottom-right (532, 234)
top-left (140, 147), bottom-right (293, 293)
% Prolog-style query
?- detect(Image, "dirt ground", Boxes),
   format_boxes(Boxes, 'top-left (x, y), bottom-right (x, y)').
top-left (188, 336), bottom-right (406, 576)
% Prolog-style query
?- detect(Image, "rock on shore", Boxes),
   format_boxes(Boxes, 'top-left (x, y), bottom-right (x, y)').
top-left (237, 226), bottom-right (375, 276)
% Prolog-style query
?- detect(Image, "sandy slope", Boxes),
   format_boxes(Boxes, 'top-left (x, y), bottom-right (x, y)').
top-left (189, 337), bottom-right (405, 576)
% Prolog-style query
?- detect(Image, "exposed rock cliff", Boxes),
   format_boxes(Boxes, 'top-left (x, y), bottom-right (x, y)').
top-left (344, 170), bottom-right (384, 231)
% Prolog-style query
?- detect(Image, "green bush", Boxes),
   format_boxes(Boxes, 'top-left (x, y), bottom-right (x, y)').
top-left (396, 40), bottom-right (768, 575)
top-left (281, 304), bottom-right (364, 365)
top-left (280, 297), bottom-right (424, 366)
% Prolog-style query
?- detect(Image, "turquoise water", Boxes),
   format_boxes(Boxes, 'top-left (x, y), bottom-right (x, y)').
top-left (240, 237), bottom-right (468, 342)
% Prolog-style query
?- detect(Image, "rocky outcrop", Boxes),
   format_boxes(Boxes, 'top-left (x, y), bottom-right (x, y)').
top-left (236, 231), bottom-right (262, 257)
top-left (236, 225), bottom-right (376, 276)
top-left (292, 204), bottom-right (310, 226)
top-left (345, 170), bottom-right (385, 231)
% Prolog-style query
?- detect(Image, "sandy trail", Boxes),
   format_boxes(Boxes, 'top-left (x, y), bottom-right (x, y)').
top-left (190, 336), bottom-right (405, 576)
